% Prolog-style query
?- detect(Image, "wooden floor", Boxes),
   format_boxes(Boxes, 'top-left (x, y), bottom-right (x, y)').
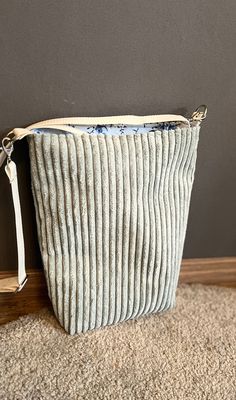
top-left (0, 257), bottom-right (235, 325)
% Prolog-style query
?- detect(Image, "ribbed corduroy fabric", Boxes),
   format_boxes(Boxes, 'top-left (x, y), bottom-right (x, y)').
top-left (28, 126), bottom-right (200, 334)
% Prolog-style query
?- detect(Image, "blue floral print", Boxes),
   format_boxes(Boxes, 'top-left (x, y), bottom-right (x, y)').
top-left (33, 122), bottom-right (177, 136)
top-left (71, 122), bottom-right (177, 135)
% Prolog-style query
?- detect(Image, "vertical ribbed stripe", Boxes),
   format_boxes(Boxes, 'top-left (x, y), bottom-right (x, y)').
top-left (168, 128), bottom-right (187, 309)
top-left (163, 128), bottom-right (182, 311)
top-left (153, 131), bottom-right (169, 312)
top-left (136, 133), bottom-right (150, 318)
top-left (113, 137), bottom-right (124, 324)
top-left (90, 136), bottom-right (103, 329)
top-left (67, 135), bottom-right (84, 334)
top-left (171, 126), bottom-right (200, 306)
top-left (148, 132), bottom-right (163, 314)
top-left (83, 135), bottom-right (97, 330)
top-left (126, 135), bottom-right (137, 320)
top-left (37, 136), bottom-right (55, 307)
top-left (106, 136), bottom-right (117, 326)
top-left (51, 135), bottom-right (70, 331)
top-left (98, 136), bottom-right (110, 327)
top-left (42, 135), bottom-right (60, 322)
top-left (64, 135), bottom-right (79, 334)
top-left (28, 126), bottom-right (200, 334)
top-left (75, 136), bottom-right (90, 333)
top-left (159, 130), bottom-right (176, 312)
top-left (143, 132), bottom-right (156, 314)
top-left (119, 136), bottom-right (130, 322)
top-left (59, 135), bottom-right (77, 334)
top-left (132, 134), bottom-right (144, 319)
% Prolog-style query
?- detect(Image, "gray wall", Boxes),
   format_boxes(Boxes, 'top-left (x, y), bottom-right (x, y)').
top-left (0, 0), bottom-right (235, 270)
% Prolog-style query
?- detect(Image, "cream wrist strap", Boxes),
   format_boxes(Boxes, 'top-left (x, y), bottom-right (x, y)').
top-left (0, 160), bottom-right (27, 292)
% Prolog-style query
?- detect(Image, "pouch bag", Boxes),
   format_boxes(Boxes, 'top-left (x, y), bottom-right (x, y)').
top-left (0, 106), bottom-right (207, 334)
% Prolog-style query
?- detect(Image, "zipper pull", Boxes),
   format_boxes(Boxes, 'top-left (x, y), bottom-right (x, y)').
top-left (0, 128), bottom-right (30, 168)
top-left (0, 135), bottom-right (14, 168)
top-left (190, 104), bottom-right (208, 122)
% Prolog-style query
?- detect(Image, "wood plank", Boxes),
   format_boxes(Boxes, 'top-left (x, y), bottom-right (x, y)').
top-left (0, 270), bottom-right (52, 325)
top-left (180, 257), bottom-right (236, 287)
top-left (0, 257), bottom-right (235, 325)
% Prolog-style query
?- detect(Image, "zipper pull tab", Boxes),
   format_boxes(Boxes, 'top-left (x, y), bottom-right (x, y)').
top-left (0, 135), bottom-right (14, 168)
top-left (190, 104), bottom-right (208, 122)
top-left (0, 128), bottom-right (30, 168)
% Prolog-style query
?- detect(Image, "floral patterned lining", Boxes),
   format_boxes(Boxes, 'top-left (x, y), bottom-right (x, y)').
top-left (33, 122), bottom-right (180, 136)
top-left (68, 122), bottom-right (177, 135)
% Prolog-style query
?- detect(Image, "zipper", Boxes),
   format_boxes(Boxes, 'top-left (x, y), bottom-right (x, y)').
top-left (0, 105), bottom-right (207, 168)
top-left (21, 113), bottom-right (191, 137)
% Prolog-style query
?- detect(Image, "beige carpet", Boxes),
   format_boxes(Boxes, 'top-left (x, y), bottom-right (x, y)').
top-left (0, 284), bottom-right (235, 400)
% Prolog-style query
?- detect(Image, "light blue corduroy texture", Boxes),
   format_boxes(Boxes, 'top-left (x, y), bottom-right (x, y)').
top-left (28, 125), bottom-right (200, 334)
